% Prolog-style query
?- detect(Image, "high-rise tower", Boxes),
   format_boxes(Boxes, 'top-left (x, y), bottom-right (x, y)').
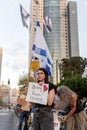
top-left (29, 0), bottom-right (44, 76)
top-left (29, 0), bottom-right (44, 58)
top-left (59, 0), bottom-right (69, 59)
top-left (44, 0), bottom-right (61, 83)
top-left (68, 1), bottom-right (79, 57)
top-left (29, 0), bottom-right (79, 84)
top-left (44, 0), bottom-right (70, 83)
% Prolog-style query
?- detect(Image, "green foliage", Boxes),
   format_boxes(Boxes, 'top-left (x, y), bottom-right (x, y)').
top-left (28, 74), bottom-right (35, 82)
top-left (18, 74), bottom-right (28, 90)
top-left (57, 77), bottom-right (87, 99)
top-left (18, 73), bottom-right (35, 93)
top-left (58, 57), bottom-right (87, 98)
top-left (0, 98), bottom-right (3, 106)
top-left (61, 57), bottom-right (87, 79)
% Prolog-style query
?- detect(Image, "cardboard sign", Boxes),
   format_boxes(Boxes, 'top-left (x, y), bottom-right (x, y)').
top-left (21, 102), bottom-right (30, 111)
top-left (53, 112), bottom-right (60, 130)
top-left (26, 82), bottom-right (49, 105)
top-left (17, 98), bottom-right (27, 105)
top-left (17, 94), bottom-right (27, 105)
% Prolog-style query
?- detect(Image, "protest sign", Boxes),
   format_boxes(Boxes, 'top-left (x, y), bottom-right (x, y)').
top-left (53, 112), bottom-right (60, 130)
top-left (26, 82), bottom-right (49, 105)
top-left (17, 94), bottom-right (27, 105)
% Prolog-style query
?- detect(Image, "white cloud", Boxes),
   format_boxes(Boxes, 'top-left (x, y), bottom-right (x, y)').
top-left (10, 0), bottom-right (20, 6)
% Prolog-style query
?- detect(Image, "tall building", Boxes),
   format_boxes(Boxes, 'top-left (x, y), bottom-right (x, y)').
top-left (29, 0), bottom-right (44, 76)
top-left (59, 0), bottom-right (69, 59)
top-left (29, 0), bottom-right (44, 60)
top-left (0, 47), bottom-right (3, 83)
top-left (68, 1), bottom-right (79, 57)
top-left (44, 0), bottom-right (70, 83)
top-left (44, 0), bottom-right (61, 83)
top-left (29, 0), bottom-right (79, 84)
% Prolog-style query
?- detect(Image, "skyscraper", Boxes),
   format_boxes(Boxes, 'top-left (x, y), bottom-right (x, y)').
top-left (68, 1), bottom-right (79, 57)
top-left (29, 0), bottom-right (44, 76)
top-left (59, 0), bottom-right (69, 59)
top-left (44, 0), bottom-right (60, 83)
top-left (44, 0), bottom-right (70, 83)
top-left (29, 0), bottom-right (79, 84)
top-left (29, 0), bottom-right (44, 58)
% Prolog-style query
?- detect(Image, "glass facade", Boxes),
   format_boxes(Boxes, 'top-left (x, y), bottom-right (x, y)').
top-left (44, 0), bottom-right (61, 83)
top-left (30, 0), bottom-right (79, 84)
top-left (44, 0), bottom-right (60, 61)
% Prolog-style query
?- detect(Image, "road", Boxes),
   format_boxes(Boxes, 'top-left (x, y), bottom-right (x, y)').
top-left (0, 109), bottom-right (18, 130)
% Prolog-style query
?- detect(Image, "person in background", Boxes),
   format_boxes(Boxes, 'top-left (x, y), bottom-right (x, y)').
top-left (82, 97), bottom-right (87, 108)
top-left (55, 85), bottom-right (87, 130)
top-left (32, 68), bottom-right (56, 130)
top-left (18, 87), bottom-right (30, 130)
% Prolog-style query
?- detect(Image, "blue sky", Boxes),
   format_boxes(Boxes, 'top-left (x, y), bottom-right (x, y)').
top-left (0, 0), bottom-right (87, 88)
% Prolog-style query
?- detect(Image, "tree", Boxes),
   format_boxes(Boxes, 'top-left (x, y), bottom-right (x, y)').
top-left (18, 73), bottom-right (35, 93)
top-left (0, 98), bottom-right (3, 106)
top-left (57, 77), bottom-right (87, 99)
top-left (61, 57), bottom-right (87, 79)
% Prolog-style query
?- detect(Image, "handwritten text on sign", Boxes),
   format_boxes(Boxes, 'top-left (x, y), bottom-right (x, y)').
top-left (26, 82), bottom-right (49, 105)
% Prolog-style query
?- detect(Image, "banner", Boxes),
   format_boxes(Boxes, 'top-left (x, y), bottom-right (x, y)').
top-left (20, 4), bottom-right (30, 28)
top-left (26, 82), bottom-right (49, 105)
top-left (43, 16), bottom-right (52, 33)
top-left (32, 22), bottom-right (53, 76)
top-left (17, 94), bottom-right (27, 105)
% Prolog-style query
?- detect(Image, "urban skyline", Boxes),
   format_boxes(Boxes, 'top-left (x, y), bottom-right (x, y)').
top-left (0, 0), bottom-right (87, 87)
top-left (29, 0), bottom-right (79, 84)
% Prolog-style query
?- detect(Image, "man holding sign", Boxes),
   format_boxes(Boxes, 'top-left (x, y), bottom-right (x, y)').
top-left (27, 68), bottom-right (56, 130)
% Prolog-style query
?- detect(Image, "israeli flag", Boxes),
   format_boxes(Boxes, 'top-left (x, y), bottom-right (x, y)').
top-left (32, 22), bottom-right (53, 76)
top-left (43, 16), bottom-right (52, 33)
top-left (20, 4), bottom-right (30, 28)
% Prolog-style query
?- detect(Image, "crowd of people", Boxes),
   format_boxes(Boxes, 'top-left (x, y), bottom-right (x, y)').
top-left (15, 67), bottom-right (87, 130)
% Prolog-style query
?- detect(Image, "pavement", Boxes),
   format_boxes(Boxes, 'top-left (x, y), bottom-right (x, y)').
top-left (0, 109), bottom-right (18, 130)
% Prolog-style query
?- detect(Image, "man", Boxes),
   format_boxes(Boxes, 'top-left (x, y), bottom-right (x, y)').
top-left (17, 87), bottom-right (30, 130)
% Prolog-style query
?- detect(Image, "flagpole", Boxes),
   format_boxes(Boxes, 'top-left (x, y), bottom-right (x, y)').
top-left (28, 0), bottom-right (32, 79)
top-left (19, 3), bottom-right (31, 81)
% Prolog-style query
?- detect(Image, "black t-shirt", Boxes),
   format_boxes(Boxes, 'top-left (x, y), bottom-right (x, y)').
top-left (48, 82), bottom-right (56, 92)
top-left (64, 99), bottom-right (84, 115)
top-left (74, 99), bottom-right (84, 114)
